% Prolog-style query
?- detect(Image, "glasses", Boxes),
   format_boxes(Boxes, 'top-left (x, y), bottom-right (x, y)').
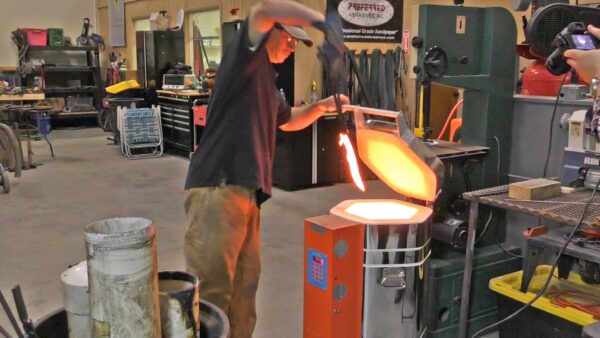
top-left (274, 24), bottom-right (298, 49)
top-left (286, 37), bottom-right (299, 48)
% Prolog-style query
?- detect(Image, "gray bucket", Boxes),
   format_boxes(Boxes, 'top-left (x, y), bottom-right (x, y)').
top-left (85, 218), bottom-right (160, 338)
top-left (34, 300), bottom-right (229, 338)
top-left (158, 271), bottom-right (201, 338)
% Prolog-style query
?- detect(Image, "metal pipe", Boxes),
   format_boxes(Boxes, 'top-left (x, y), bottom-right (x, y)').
top-left (0, 291), bottom-right (23, 338)
top-left (12, 123), bottom-right (28, 171)
top-left (11, 286), bottom-right (35, 337)
top-left (0, 325), bottom-right (13, 338)
top-left (459, 202), bottom-right (479, 338)
top-left (342, 105), bottom-right (399, 119)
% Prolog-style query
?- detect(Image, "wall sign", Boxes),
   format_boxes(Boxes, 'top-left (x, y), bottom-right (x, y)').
top-left (109, 0), bottom-right (125, 47)
top-left (328, 0), bottom-right (403, 43)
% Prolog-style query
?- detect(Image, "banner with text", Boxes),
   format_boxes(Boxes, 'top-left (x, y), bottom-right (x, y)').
top-left (327, 0), bottom-right (403, 43)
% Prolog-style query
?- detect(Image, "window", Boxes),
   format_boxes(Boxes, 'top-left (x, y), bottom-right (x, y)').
top-left (134, 19), bottom-right (151, 32)
top-left (189, 9), bottom-right (221, 72)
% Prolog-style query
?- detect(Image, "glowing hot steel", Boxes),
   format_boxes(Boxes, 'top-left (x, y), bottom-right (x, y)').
top-left (339, 133), bottom-right (365, 191)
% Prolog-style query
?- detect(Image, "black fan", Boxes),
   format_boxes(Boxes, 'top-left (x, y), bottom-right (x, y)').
top-left (526, 4), bottom-right (600, 57)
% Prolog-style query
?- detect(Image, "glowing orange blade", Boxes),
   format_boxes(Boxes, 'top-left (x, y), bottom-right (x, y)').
top-left (339, 133), bottom-right (365, 191)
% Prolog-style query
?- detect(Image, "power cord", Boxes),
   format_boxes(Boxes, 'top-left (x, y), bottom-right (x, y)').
top-left (494, 229), bottom-right (523, 259)
top-left (472, 179), bottom-right (600, 338)
top-left (542, 73), bottom-right (568, 178)
top-left (475, 210), bottom-right (493, 244)
top-left (537, 74), bottom-right (568, 226)
top-left (492, 136), bottom-right (501, 186)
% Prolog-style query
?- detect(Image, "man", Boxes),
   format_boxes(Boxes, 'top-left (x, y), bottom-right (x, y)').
top-left (183, 1), bottom-right (348, 337)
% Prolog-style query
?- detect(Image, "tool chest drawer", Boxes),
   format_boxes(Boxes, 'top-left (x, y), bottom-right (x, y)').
top-left (156, 90), bottom-right (209, 158)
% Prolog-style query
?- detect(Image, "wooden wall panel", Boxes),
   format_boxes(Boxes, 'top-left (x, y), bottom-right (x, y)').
top-left (96, 0), bottom-right (258, 73)
top-left (96, 0), bottom-right (530, 120)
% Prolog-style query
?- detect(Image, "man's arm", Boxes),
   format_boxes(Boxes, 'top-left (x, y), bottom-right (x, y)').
top-left (279, 95), bottom-right (349, 131)
top-left (248, 0), bottom-right (325, 47)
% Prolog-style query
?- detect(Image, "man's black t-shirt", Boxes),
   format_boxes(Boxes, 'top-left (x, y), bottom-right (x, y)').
top-left (184, 19), bottom-right (291, 205)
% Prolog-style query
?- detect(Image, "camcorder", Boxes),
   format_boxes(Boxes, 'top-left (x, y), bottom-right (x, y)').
top-left (545, 22), bottom-right (600, 75)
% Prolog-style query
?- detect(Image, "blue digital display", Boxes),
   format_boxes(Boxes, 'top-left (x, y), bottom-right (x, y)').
top-left (307, 249), bottom-right (327, 290)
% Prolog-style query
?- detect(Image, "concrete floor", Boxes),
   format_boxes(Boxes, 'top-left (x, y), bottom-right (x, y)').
top-left (0, 128), bottom-right (497, 337)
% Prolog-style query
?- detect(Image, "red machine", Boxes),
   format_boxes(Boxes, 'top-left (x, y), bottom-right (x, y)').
top-left (303, 106), bottom-right (444, 338)
top-left (520, 54), bottom-right (576, 96)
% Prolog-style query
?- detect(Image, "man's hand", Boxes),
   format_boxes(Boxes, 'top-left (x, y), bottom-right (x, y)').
top-left (564, 25), bottom-right (600, 83)
top-left (317, 95), bottom-right (350, 114)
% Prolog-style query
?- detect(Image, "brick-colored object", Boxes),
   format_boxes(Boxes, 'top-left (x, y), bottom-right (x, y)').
top-left (523, 226), bottom-right (548, 238)
top-left (304, 215), bottom-right (363, 338)
top-left (509, 178), bottom-right (561, 200)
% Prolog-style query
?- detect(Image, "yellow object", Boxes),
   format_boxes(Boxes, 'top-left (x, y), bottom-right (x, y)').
top-left (414, 85), bottom-right (425, 137)
top-left (489, 265), bottom-right (600, 326)
top-left (106, 80), bottom-right (141, 95)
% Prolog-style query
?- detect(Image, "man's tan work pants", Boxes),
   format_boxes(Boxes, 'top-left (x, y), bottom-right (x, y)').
top-left (184, 184), bottom-right (261, 338)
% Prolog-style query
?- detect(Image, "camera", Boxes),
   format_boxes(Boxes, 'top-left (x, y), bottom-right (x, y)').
top-left (545, 22), bottom-right (600, 76)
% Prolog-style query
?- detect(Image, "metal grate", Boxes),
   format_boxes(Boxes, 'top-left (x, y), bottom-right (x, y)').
top-left (464, 186), bottom-right (600, 228)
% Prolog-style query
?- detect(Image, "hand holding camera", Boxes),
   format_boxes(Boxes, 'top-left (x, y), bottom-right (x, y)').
top-left (546, 22), bottom-right (600, 80)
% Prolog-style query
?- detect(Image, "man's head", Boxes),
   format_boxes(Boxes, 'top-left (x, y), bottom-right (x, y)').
top-left (265, 23), bottom-right (313, 63)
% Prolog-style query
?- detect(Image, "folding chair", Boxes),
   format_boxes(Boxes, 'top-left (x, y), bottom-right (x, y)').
top-left (117, 106), bottom-right (163, 159)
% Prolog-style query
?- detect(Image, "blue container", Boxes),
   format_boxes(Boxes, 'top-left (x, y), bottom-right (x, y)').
top-left (34, 112), bottom-right (51, 135)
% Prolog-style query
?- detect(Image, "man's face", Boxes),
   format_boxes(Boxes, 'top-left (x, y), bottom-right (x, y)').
top-left (266, 28), bottom-right (298, 64)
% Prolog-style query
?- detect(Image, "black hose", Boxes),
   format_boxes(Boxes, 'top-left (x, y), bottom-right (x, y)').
top-left (0, 123), bottom-right (22, 178)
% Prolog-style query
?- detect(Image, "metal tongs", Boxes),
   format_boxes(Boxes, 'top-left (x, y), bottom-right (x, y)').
top-left (0, 286), bottom-right (38, 338)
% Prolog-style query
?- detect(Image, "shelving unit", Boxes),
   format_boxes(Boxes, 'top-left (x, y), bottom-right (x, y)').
top-left (17, 44), bottom-right (103, 118)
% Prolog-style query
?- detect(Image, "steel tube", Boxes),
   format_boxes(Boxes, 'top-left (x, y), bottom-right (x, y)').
top-left (459, 202), bottom-right (479, 338)
top-left (342, 105), bottom-right (399, 119)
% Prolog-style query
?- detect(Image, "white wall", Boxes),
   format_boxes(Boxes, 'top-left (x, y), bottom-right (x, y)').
top-left (0, 0), bottom-right (96, 67)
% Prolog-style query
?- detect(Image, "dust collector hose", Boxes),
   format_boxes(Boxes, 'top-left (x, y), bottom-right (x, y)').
top-left (0, 123), bottom-right (22, 178)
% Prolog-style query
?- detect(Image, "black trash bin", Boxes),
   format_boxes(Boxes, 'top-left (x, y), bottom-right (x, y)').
top-left (33, 300), bottom-right (229, 338)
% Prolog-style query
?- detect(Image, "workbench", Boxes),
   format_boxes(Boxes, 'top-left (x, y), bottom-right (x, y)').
top-left (0, 93), bottom-right (45, 101)
top-left (460, 185), bottom-right (600, 336)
